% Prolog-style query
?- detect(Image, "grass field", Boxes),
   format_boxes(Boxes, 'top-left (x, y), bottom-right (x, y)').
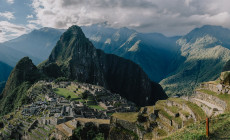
top-left (53, 88), bottom-right (79, 100)
top-left (54, 88), bottom-right (106, 110)
top-left (88, 105), bottom-right (105, 110)
top-left (112, 112), bottom-right (138, 122)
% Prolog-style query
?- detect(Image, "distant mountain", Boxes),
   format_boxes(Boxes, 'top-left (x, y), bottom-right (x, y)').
top-left (2, 25), bottom-right (179, 83)
top-left (0, 44), bottom-right (41, 66)
top-left (81, 24), bottom-right (180, 82)
top-left (3, 27), bottom-right (65, 61)
top-left (40, 25), bottom-right (167, 106)
top-left (160, 25), bottom-right (230, 96)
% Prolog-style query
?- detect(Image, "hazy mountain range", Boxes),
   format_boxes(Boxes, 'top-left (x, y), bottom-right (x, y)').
top-left (0, 24), bottom-right (230, 96)
top-left (0, 26), bottom-right (167, 114)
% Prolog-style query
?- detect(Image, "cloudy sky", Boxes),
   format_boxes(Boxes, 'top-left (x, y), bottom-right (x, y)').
top-left (0, 0), bottom-right (230, 42)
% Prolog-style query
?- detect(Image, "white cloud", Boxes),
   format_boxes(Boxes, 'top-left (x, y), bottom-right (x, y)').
top-left (6, 0), bottom-right (14, 4)
top-left (0, 21), bottom-right (30, 42)
top-left (26, 24), bottom-right (39, 30)
top-left (26, 15), bottom-right (34, 19)
top-left (0, 11), bottom-right (15, 20)
top-left (30, 0), bottom-right (230, 36)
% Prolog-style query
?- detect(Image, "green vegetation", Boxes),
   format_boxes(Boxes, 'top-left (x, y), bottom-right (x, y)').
top-left (81, 91), bottom-right (88, 99)
top-left (159, 110), bottom-right (172, 120)
top-left (54, 77), bottom-right (69, 83)
top-left (143, 132), bottom-right (154, 139)
top-left (160, 26), bottom-right (230, 96)
top-left (112, 112), bottom-right (138, 123)
top-left (0, 82), bottom-right (31, 115)
top-left (110, 126), bottom-right (138, 140)
top-left (168, 106), bottom-right (179, 114)
top-left (54, 88), bottom-right (78, 99)
top-left (156, 128), bottom-right (167, 137)
top-left (88, 105), bottom-right (105, 110)
top-left (168, 98), bottom-right (206, 121)
top-left (165, 113), bottom-right (230, 139)
top-left (71, 123), bottom-right (106, 140)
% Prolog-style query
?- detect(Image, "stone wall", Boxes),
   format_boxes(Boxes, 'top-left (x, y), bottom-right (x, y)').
top-left (110, 116), bottom-right (137, 133)
top-left (55, 118), bottom-right (110, 140)
top-left (156, 121), bottom-right (173, 134)
top-left (110, 116), bottom-right (145, 140)
top-left (164, 107), bottom-right (179, 117)
top-left (200, 82), bottom-right (230, 94)
top-left (195, 91), bottom-right (226, 110)
top-left (167, 101), bottom-right (197, 121)
top-left (158, 113), bottom-right (172, 126)
top-left (190, 98), bottom-right (212, 116)
top-left (171, 120), bottom-right (181, 129)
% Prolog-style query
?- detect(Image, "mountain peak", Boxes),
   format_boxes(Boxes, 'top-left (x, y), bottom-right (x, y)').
top-left (65, 25), bottom-right (86, 38)
top-left (48, 25), bottom-right (93, 63)
top-left (2, 57), bottom-right (40, 97)
top-left (183, 25), bottom-right (230, 47)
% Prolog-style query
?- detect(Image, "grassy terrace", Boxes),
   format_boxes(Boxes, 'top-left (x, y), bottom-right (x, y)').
top-left (88, 105), bottom-right (105, 110)
top-left (197, 89), bottom-right (230, 111)
top-left (165, 113), bottom-right (230, 139)
top-left (168, 98), bottom-right (206, 121)
top-left (167, 106), bottom-right (179, 114)
top-left (54, 88), bottom-right (78, 99)
top-left (155, 99), bottom-right (183, 125)
top-left (156, 128), bottom-right (168, 137)
top-left (156, 118), bottom-right (174, 132)
top-left (112, 112), bottom-right (138, 123)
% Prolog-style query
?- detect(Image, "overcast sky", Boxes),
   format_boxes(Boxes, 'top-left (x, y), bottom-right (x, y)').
top-left (0, 0), bottom-right (230, 42)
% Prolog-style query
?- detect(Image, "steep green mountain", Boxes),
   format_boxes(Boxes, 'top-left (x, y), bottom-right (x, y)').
top-left (0, 57), bottom-right (41, 115)
top-left (82, 24), bottom-right (180, 82)
top-left (0, 44), bottom-right (41, 66)
top-left (3, 27), bottom-right (64, 61)
top-left (41, 25), bottom-right (167, 106)
top-left (0, 62), bottom-right (13, 93)
top-left (160, 25), bottom-right (230, 96)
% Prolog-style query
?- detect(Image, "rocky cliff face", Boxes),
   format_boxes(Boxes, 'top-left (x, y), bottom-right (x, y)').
top-left (42, 25), bottom-right (167, 106)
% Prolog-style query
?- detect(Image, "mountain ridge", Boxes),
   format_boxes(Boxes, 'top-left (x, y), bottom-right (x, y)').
top-left (160, 25), bottom-right (230, 96)
top-left (41, 25), bottom-right (167, 106)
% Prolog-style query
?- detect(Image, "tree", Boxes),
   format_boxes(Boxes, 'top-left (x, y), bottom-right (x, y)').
top-left (67, 95), bottom-right (71, 100)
